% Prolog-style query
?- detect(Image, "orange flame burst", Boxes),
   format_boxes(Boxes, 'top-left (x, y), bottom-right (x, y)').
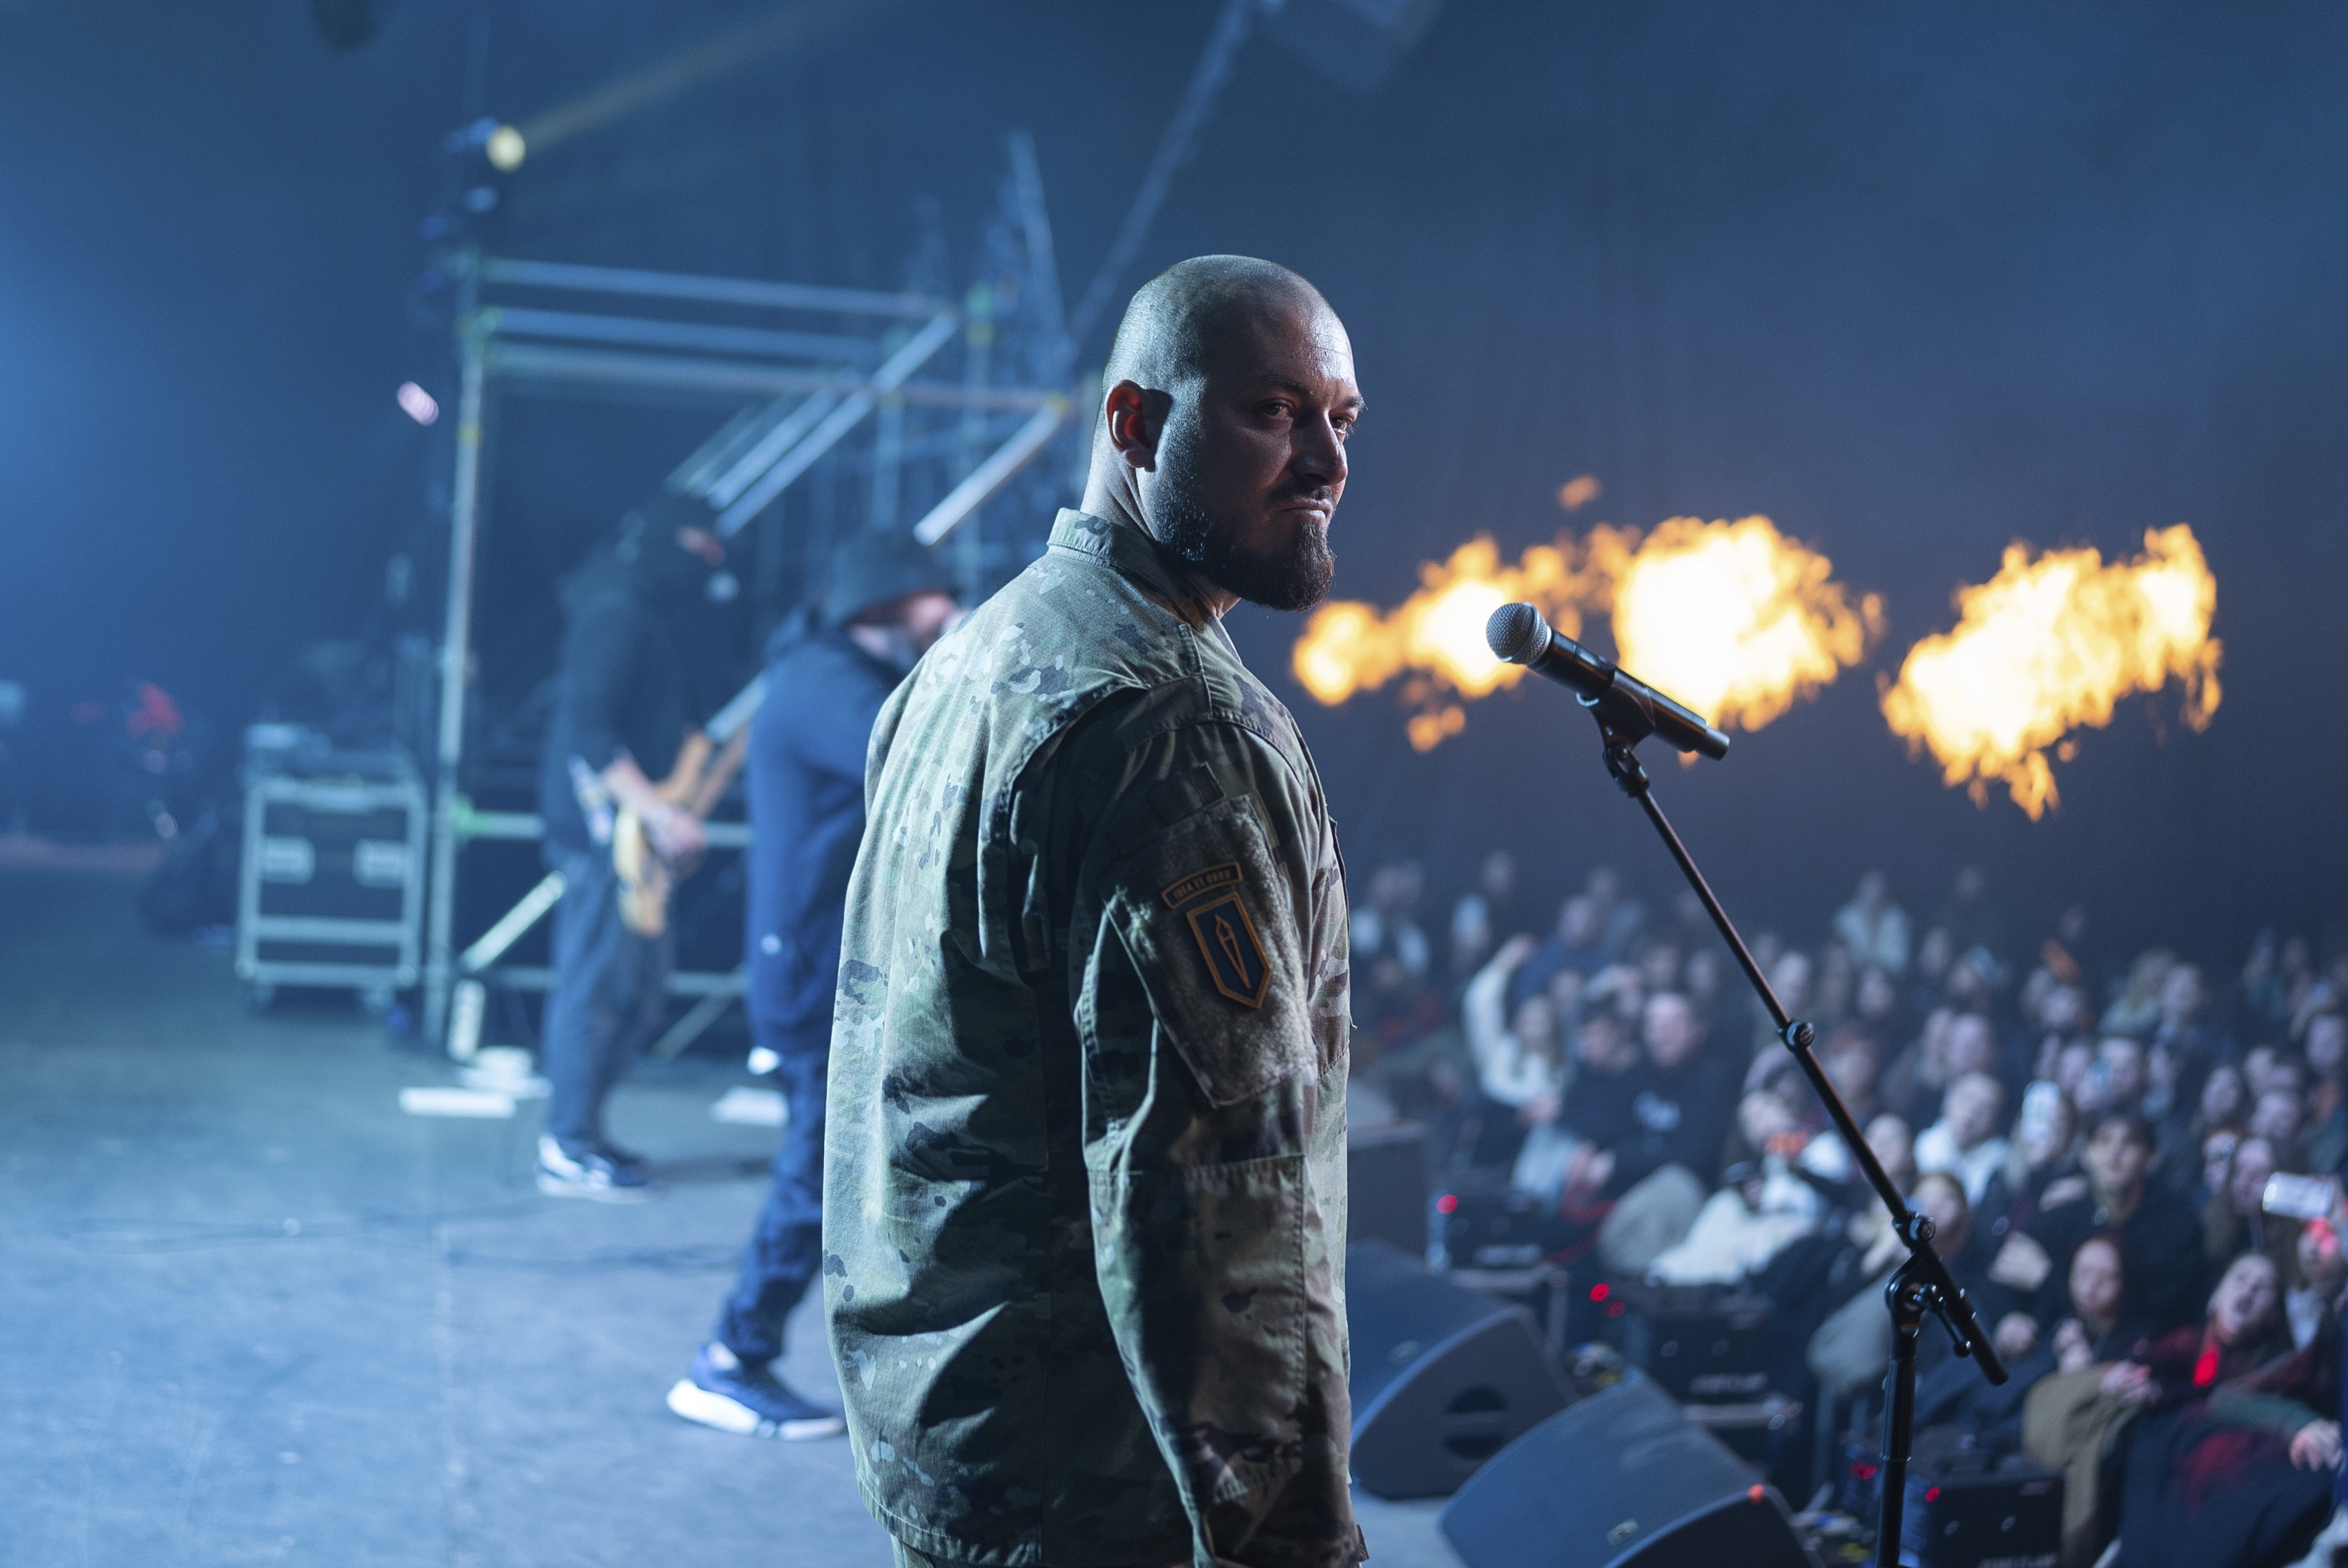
top-left (1292, 535), bottom-right (1614, 749)
top-left (1879, 524), bottom-right (2222, 819)
top-left (1609, 516), bottom-right (1884, 734)
top-left (1293, 516), bottom-right (1877, 751)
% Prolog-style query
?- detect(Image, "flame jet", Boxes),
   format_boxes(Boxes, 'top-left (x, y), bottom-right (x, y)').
top-left (1291, 533), bottom-right (1621, 749)
top-left (1607, 517), bottom-right (1882, 735)
top-left (1879, 524), bottom-right (2222, 819)
top-left (1292, 516), bottom-right (1876, 752)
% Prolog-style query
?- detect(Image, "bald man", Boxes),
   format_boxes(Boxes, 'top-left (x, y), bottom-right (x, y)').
top-left (823, 257), bottom-right (1364, 1568)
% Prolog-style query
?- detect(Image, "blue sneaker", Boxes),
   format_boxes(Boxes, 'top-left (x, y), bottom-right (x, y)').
top-left (536, 1134), bottom-right (658, 1203)
top-left (666, 1343), bottom-right (845, 1440)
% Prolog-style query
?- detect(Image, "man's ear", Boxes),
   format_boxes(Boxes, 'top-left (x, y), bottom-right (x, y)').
top-left (1103, 380), bottom-right (1170, 472)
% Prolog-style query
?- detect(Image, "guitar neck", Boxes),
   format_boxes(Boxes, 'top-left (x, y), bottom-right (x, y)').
top-left (682, 728), bottom-right (749, 821)
top-left (703, 674), bottom-right (766, 746)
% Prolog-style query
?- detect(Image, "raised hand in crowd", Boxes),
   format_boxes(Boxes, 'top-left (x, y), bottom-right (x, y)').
top-left (2289, 1419), bottom-right (2343, 1472)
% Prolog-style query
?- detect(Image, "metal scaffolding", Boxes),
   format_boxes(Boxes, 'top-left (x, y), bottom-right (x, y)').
top-left (420, 178), bottom-right (1074, 1048)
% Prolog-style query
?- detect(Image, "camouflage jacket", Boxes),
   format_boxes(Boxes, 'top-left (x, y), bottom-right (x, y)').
top-left (823, 509), bottom-right (1360, 1568)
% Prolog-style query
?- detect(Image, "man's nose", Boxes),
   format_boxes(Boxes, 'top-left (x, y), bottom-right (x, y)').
top-left (1294, 413), bottom-right (1347, 490)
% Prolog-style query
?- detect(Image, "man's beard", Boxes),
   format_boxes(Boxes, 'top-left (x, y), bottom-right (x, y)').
top-left (1153, 437), bottom-right (1335, 613)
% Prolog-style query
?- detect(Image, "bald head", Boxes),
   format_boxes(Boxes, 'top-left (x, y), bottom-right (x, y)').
top-left (1084, 255), bottom-right (1360, 614)
top-left (1100, 255), bottom-right (1326, 394)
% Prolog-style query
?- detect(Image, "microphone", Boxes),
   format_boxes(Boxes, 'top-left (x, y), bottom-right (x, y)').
top-left (1485, 602), bottom-right (1732, 761)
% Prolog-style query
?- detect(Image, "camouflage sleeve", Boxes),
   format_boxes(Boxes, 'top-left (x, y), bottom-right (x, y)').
top-left (1050, 707), bottom-right (1360, 1568)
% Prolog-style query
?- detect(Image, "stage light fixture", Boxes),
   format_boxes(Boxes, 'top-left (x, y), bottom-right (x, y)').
top-left (396, 382), bottom-right (440, 425)
top-left (485, 124), bottom-right (527, 172)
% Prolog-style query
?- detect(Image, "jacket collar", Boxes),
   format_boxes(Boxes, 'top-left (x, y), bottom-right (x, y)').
top-left (1046, 509), bottom-right (1226, 631)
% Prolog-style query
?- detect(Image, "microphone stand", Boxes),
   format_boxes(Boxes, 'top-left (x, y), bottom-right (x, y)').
top-left (1564, 687), bottom-right (2007, 1568)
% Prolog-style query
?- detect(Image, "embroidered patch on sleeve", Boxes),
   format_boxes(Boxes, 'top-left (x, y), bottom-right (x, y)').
top-left (1161, 862), bottom-right (1271, 1008)
top-left (1161, 862), bottom-right (1244, 909)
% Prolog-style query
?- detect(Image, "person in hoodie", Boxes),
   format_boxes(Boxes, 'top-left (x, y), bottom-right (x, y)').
top-left (533, 494), bottom-right (736, 1201)
top-left (667, 530), bottom-right (956, 1441)
top-left (1560, 989), bottom-right (1742, 1273)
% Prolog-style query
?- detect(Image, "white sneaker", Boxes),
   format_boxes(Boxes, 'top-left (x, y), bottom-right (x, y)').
top-left (536, 1134), bottom-right (658, 1203)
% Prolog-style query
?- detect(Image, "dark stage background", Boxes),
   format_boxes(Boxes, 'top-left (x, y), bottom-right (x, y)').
top-left (1, 0), bottom-right (2342, 972)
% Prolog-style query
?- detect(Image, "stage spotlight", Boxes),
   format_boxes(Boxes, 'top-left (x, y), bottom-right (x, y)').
top-left (485, 124), bottom-right (527, 173)
top-left (396, 382), bottom-right (440, 425)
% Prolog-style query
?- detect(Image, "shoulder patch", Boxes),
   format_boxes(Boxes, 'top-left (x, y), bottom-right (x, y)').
top-left (1162, 863), bottom-right (1271, 1008)
top-left (1161, 861), bottom-right (1243, 909)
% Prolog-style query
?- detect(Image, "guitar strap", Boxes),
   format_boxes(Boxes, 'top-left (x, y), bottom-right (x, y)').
top-left (567, 755), bottom-right (618, 846)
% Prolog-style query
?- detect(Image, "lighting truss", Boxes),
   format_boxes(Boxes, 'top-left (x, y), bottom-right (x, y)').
top-left (422, 246), bottom-right (1070, 1048)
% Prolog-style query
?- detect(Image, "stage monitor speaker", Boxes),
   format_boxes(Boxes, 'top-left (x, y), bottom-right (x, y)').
top-left (1438, 1378), bottom-right (1821, 1568)
top-left (1347, 1238), bottom-right (1572, 1500)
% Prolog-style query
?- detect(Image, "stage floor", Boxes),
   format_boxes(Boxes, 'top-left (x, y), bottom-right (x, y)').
top-left (0, 866), bottom-right (1456, 1567)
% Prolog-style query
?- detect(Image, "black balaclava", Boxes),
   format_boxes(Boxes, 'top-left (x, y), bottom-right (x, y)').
top-left (615, 493), bottom-right (721, 606)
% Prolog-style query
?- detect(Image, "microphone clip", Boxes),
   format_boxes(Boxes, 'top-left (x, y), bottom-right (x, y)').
top-left (1581, 674), bottom-right (1662, 739)
top-left (1596, 717), bottom-right (1654, 801)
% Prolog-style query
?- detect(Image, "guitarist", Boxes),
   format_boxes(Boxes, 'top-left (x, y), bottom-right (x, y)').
top-left (535, 496), bottom-right (732, 1202)
top-left (666, 529), bottom-right (955, 1437)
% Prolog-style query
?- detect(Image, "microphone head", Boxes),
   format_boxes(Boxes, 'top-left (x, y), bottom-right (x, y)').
top-left (1486, 601), bottom-right (1549, 665)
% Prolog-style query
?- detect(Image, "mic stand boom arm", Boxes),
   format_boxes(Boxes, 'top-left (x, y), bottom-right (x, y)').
top-left (1569, 679), bottom-right (2006, 1568)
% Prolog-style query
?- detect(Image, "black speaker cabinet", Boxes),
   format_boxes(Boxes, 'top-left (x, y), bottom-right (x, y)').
top-left (1347, 1238), bottom-right (1573, 1499)
top-left (1912, 1451), bottom-right (2061, 1568)
top-left (1347, 1119), bottom-right (1429, 1258)
top-left (1612, 1281), bottom-right (1774, 1403)
top-left (1438, 1378), bottom-right (1821, 1568)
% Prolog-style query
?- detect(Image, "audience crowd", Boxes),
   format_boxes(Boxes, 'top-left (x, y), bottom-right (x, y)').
top-left (1351, 852), bottom-right (2348, 1568)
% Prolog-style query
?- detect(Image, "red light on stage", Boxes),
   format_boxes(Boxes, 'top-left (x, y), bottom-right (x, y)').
top-left (1589, 1282), bottom-right (1609, 1302)
top-left (1434, 1193), bottom-right (1458, 1215)
top-left (1925, 1487), bottom-right (1941, 1502)
top-left (1746, 1485), bottom-right (1765, 1504)
top-left (1604, 1300), bottom-right (1625, 1318)
top-left (1851, 1462), bottom-right (1879, 1481)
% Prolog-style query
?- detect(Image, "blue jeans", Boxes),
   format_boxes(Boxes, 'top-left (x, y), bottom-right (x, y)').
top-left (712, 1030), bottom-right (829, 1364)
top-left (542, 850), bottom-right (672, 1152)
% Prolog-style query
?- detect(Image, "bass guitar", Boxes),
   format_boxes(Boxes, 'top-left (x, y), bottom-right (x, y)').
top-left (608, 676), bottom-right (764, 939)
